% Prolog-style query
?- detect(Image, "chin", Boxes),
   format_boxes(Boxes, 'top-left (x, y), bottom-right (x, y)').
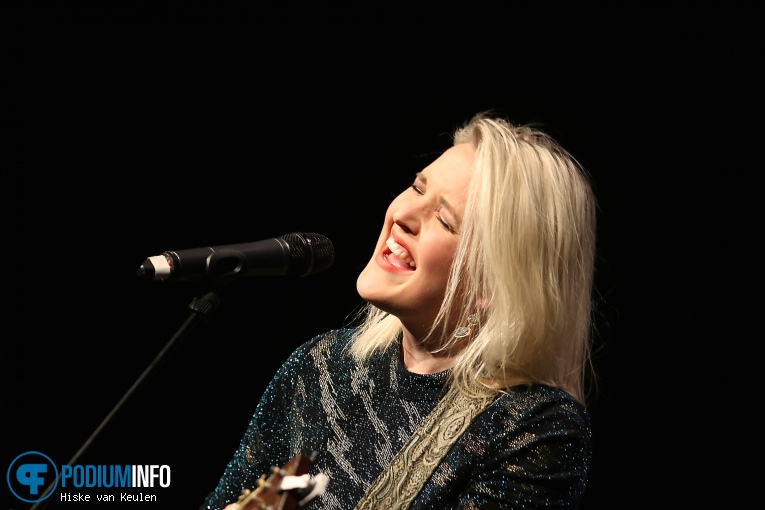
top-left (356, 261), bottom-right (378, 302)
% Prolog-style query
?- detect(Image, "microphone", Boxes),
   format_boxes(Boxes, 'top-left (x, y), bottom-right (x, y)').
top-left (136, 232), bottom-right (334, 283)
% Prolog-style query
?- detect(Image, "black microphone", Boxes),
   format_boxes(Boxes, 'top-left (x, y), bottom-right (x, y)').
top-left (136, 232), bottom-right (334, 283)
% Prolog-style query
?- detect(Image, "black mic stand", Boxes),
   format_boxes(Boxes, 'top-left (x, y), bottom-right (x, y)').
top-left (26, 291), bottom-right (221, 510)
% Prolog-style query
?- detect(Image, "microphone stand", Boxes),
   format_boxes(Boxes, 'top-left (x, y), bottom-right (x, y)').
top-left (26, 291), bottom-right (221, 510)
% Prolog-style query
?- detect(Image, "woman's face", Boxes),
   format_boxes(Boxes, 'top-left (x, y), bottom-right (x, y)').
top-left (357, 143), bottom-right (475, 337)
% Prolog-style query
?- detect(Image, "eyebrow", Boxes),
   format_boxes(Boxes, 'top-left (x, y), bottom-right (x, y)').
top-left (415, 171), bottom-right (459, 219)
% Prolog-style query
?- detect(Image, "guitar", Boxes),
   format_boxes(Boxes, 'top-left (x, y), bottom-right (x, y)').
top-left (233, 452), bottom-right (325, 510)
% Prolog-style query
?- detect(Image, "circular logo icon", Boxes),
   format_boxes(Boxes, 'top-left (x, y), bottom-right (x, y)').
top-left (6, 451), bottom-right (58, 503)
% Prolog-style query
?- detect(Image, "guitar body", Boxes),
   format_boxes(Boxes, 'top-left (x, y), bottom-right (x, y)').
top-left (236, 453), bottom-right (314, 510)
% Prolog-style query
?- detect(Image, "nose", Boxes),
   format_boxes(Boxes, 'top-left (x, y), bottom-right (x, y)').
top-left (394, 219), bottom-right (414, 235)
top-left (391, 194), bottom-right (421, 236)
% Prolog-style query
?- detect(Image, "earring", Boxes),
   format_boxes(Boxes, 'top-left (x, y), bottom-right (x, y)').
top-left (454, 314), bottom-right (479, 338)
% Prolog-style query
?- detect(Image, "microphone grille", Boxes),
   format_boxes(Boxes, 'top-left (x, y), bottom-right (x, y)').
top-left (280, 232), bottom-right (335, 277)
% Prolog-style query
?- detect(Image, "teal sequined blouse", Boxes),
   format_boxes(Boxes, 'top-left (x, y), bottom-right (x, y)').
top-left (201, 328), bottom-right (591, 509)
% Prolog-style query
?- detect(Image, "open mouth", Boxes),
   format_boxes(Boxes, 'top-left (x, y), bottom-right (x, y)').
top-left (384, 236), bottom-right (416, 269)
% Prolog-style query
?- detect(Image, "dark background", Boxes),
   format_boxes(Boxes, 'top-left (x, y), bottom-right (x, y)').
top-left (3, 5), bottom-right (762, 509)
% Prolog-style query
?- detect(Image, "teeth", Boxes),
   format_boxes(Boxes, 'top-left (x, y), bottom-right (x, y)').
top-left (386, 236), bottom-right (415, 267)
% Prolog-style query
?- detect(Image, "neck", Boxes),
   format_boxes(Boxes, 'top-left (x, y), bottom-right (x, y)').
top-left (401, 330), bottom-right (459, 374)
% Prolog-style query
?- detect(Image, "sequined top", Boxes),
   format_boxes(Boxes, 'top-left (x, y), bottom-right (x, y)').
top-left (200, 328), bottom-right (591, 510)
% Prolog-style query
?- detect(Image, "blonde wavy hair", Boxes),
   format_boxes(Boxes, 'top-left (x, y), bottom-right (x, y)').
top-left (349, 113), bottom-right (597, 405)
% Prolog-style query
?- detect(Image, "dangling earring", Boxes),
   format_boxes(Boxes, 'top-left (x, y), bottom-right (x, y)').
top-left (454, 314), bottom-right (479, 338)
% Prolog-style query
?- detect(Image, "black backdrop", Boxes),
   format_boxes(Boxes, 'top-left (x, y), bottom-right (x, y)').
top-left (4, 5), bottom-right (762, 509)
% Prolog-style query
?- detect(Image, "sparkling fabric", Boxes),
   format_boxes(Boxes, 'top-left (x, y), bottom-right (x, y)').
top-left (200, 328), bottom-right (591, 510)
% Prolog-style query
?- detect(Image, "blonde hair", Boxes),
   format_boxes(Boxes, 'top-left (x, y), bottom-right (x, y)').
top-left (349, 113), bottom-right (597, 405)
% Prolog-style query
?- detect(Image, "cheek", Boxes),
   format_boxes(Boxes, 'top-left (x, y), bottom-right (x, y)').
top-left (419, 238), bottom-right (457, 275)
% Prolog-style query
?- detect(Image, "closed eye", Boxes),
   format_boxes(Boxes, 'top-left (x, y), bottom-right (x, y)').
top-left (411, 182), bottom-right (457, 233)
top-left (436, 212), bottom-right (457, 233)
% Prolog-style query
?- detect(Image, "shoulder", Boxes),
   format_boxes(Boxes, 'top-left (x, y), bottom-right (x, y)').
top-left (445, 385), bottom-right (592, 507)
top-left (487, 384), bottom-right (591, 436)
top-left (466, 385), bottom-right (592, 474)
top-left (493, 384), bottom-right (587, 412)
top-left (275, 328), bottom-right (357, 374)
top-left (291, 327), bottom-right (356, 359)
top-left (263, 328), bottom-right (356, 393)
